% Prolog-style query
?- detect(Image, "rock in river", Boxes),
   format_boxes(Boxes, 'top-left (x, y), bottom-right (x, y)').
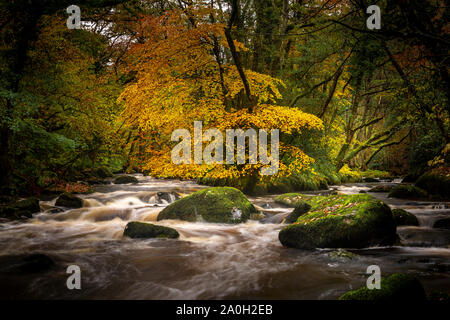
top-left (55, 192), bottom-right (83, 208)
top-left (114, 175), bottom-right (139, 184)
top-left (157, 187), bottom-right (257, 223)
top-left (278, 194), bottom-right (396, 249)
top-left (392, 208), bottom-right (419, 226)
top-left (123, 221), bottom-right (179, 239)
top-left (388, 185), bottom-right (427, 200)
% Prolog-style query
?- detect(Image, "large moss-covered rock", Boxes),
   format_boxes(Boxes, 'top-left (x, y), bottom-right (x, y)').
top-left (339, 273), bottom-right (426, 300)
top-left (285, 201), bottom-right (311, 224)
top-left (415, 173), bottom-right (450, 198)
top-left (114, 175), bottom-right (139, 184)
top-left (274, 193), bottom-right (313, 207)
top-left (278, 194), bottom-right (396, 249)
top-left (55, 193), bottom-right (83, 208)
top-left (123, 221), bottom-right (179, 239)
top-left (388, 185), bottom-right (427, 199)
top-left (157, 187), bottom-right (257, 223)
top-left (0, 198), bottom-right (40, 220)
top-left (392, 208), bottom-right (419, 226)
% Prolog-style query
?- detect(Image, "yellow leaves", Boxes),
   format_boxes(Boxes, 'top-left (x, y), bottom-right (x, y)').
top-left (119, 8), bottom-right (324, 182)
top-left (215, 105), bottom-right (323, 134)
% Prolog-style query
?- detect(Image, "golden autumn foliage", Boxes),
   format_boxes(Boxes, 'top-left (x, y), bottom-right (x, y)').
top-left (119, 8), bottom-right (323, 181)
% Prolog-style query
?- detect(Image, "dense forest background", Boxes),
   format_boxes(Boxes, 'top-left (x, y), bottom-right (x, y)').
top-left (0, 0), bottom-right (448, 196)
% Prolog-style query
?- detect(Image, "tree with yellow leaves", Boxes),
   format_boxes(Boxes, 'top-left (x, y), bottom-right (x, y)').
top-left (119, 5), bottom-right (323, 192)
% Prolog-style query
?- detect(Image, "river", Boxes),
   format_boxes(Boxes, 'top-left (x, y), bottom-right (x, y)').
top-left (0, 175), bottom-right (449, 299)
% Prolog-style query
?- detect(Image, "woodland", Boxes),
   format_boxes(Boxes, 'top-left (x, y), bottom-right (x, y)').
top-left (0, 0), bottom-right (448, 196)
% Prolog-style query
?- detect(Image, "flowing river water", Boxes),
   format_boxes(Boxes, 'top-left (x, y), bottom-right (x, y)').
top-left (0, 175), bottom-right (449, 299)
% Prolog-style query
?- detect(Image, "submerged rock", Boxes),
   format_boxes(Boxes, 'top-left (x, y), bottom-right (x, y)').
top-left (388, 185), bottom-right (427, 199)
top-left (158, 187), bottom-right (257, 223)
top-left (0, 197), bottom-right (40, 220)
top-left (428, 291), bottom-right (450, 302)
top-left (250, 212), bottom-right (266, 220)
top-left (339, 273), bottom-right (426, 300)
top-left (0, 253), bottom-right (55, 274)
top-left (284, 201), bottom-right (311, 224)
top-left (278, 194), bottom-right (396, 249)
top-left (123, 221), bottom-right (179, 239)
top-left (433, 218), bottom-right (450, 230)
top-left (392, 208), bottom-right (419, 226)
top-left (55, 193), bottom-right (83, 208)
top-left (114, 175), bottom-right (139, 184)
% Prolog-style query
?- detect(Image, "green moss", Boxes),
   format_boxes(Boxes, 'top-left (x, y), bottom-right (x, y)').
top-left (93, 167), bottom-right (113, 178)
top-left (416, 173), bottom-right (450, 198)
top-left (388, 185), bottom-right (428, 199)
top-left (123, 221), bottom-right (179, 239)
top-left (157, 187), bottom-right (257, 223)
top-left (114, 175), bottom-right (138, 184)
top-left (339, 273), bottom-right (426, 300)
top-left (55, 192), bottom-right (83, 208)
top-left (279, 194), bottom-right (396, 249)
top-left (392, 208), bottom-right (419, 226)
top-left (285, 201), bottom-right (312, 224)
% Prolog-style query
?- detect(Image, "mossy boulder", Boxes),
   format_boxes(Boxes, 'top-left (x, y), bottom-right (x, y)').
top-left (339, 273), bottom-right (426, 300)
top-left (285, 201), bottom-right (311, 224)
top-left (123, 221), bottom-right (179, 239)
top-left (278, 194), bottom-right (396, 249)
top-left (392, 208), bottom-right (419, 226)
top-left (114, 175), bottom-right (139, 184)
top-left (157, 187), bottom-right (257, 223)
top-left (415, 173), bottom-right (450, 198)
top-left (388, 185), bottom-right (427, 199)
top-left (55, 193), bottom-right (83, 208)
top-left (0, 197), bottom-right (40, 220)
top-left (274, 193), bottom-right (313, 207)
top-left (433, 218), bottom-right (450, 230)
